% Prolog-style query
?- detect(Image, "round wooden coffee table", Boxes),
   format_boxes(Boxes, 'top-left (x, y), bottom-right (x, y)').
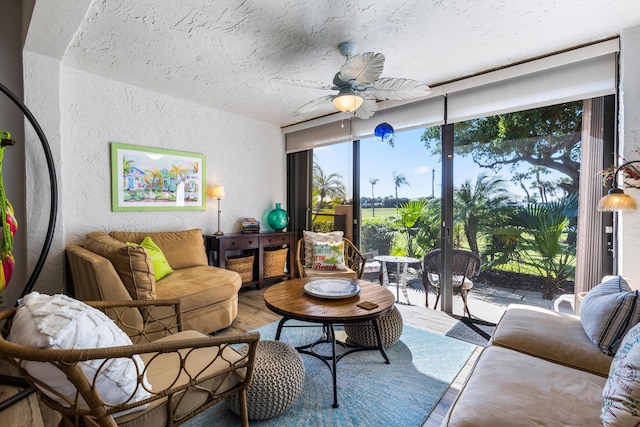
top-left (264, 277), bottom-right (395, 408)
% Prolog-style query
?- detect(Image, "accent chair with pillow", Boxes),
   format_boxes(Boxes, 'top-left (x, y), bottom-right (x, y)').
top-left (295, 231), bottom-right (366, 279)
top-left (0, 292), bottom-right (259, 427)
top-left (66, 229), bottom-right (242, 335)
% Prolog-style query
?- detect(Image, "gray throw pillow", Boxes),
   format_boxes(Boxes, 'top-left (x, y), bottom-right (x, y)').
top-left (580, 276), bottom-right (640, 355)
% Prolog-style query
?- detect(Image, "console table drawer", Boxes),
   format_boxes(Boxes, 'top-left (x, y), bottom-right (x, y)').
top-left (222, 237), bottom-right (258, 250)
top-left (262, 234), bottom-right (291, 246)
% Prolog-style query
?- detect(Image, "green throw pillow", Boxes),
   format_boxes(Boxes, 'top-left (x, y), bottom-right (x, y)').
top-left (127, 237), bottom-right (174, 281)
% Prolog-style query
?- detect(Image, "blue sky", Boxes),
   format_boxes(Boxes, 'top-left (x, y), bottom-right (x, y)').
top-left (313, 127), bottom-right (566, 202)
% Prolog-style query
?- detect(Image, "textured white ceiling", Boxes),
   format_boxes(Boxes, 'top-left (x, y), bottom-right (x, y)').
top-left (31, 0), bottom-right (640, 127)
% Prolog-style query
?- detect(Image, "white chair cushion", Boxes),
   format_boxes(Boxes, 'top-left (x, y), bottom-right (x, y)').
top-left (364, 261), bottom-right (381, 273)
top-left (427, 273), bottom-right (473, 290)
top-left (9, 292), bottom-right (150, 415)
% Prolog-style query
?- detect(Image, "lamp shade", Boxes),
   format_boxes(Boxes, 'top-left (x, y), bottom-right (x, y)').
top-left (597, 160), bottom-right (640, 212)
top-left (207, 185), bottom-right (225, 199)
top-left (598, 189), bottom-right (638, 212)
top-left (332, 91), bottom-right (364, 113)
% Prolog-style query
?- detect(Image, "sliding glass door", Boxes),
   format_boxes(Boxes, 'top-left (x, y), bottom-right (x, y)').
top-left (287, 94), bottom-right (615, 317)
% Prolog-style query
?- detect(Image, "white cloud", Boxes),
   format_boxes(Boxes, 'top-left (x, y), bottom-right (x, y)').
top-left (412, 165), bottom-right (431, 175)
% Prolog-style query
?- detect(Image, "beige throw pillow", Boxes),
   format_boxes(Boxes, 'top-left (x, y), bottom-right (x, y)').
top-left (303, 230), bottom-right (343, 267)
top-left (84, 231), bottom-right (156, 300)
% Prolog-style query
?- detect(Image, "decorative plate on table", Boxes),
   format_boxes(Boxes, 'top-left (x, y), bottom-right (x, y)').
top-left (303, 279), bottom-right (361, 299)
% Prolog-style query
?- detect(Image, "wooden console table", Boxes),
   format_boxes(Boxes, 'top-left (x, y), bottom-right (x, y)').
top-left (205, 232), bottom-right (296, 288)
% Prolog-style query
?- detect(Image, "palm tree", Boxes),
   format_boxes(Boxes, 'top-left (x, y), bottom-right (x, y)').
top-left (512, 194), bottom-right (578, 299)
top-left (395, 200), bottom-right (428, 258)
top-left (169, 163), bottom-right (189, 182)
top-left (392, 172), bottom-right (409, 207)
top-left (454, 172), bottom-right (512, 256)
top-left (122, 158), bottom-right (134, 189)
top-left (144, 166), bottom-right (163, 192)
top-left (312, 162), bottom-right (346, 222)
top-left (369, 178), bottom-right (379, 217)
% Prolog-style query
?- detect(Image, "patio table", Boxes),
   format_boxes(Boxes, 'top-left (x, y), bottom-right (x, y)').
top-left (374, 255), bottom-right (420, 305)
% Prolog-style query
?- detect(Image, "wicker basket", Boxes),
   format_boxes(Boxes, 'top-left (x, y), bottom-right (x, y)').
top-left (226, 252), bottom-right (255, 283)
top-left (264, 247), bottom-right (288, 278)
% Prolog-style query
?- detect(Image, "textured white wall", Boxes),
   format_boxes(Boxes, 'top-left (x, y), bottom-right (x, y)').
top-left (23, 51), bottom-right (64, 298)
top-left (23, 64), bottom-right (284, 296)
top-left (60, 67), bottom-right (284, 242)
top-left (620, 25), bottom-right (640, 286)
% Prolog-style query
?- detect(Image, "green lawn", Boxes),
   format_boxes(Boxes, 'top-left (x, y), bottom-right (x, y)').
top-left (361, 207), bottom-right (397, 220)
top-left (314, 207), bottom-right (398, 221)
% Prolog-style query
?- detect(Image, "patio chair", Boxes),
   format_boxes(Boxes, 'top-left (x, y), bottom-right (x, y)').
top-left (422, 249), bottom-right (482, 318)
top-left (0, 297), bottom-right (259, 427)
top-left (361, 250), bottom-right (382, 283)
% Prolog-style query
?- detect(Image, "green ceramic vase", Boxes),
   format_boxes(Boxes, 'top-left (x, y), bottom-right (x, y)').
top-left (267, 203), bottom-right (289, 232)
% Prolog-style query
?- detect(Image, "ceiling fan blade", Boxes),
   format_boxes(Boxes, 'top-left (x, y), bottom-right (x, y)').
top-left (293, 95), bottom-right (335, 116)
top-left (365, 77), bottom-right (432, 100)
top-left (273, 78), bottom-right (336, 90)
top-left (338, 52), bottom-right (385, 85)
top-left (352, 98), bottom-right (378, 119)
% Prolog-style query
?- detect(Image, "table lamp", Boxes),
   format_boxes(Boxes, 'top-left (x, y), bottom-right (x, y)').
top-left (207, 185), bottom-right (225, 235)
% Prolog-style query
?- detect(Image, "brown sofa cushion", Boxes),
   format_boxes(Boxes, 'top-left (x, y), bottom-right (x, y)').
top-left (491, 304), bottom-right (612, 377)
top-left (110, 229), bottom-right (208, 269)
top-left (155, 266), bottom-right (242, 313)
top-left (84, 232), bottom-right (156, 300)
top-left (444, 346), bottom-right (606, 427)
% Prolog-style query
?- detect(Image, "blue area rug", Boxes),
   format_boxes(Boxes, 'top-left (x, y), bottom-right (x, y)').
top-left (184, 320), bottom-right (475, 427)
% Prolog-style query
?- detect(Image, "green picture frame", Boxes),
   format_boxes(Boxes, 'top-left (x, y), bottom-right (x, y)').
top-left (111, 142), bottom-right (206, 212)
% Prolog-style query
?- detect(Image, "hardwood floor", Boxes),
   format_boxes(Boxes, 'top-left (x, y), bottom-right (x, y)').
top-left (2, 284), bottom-right (482, 426)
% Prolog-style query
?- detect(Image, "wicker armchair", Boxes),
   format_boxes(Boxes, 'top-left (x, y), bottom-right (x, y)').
top-left (422, 249), bottom-right (482, 318)
top-left (0, 299), bottom-right (259, 427)
top-left (295, 237), bottom-right (366, 279)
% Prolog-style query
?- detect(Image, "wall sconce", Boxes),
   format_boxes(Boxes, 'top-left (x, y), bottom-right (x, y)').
top-left (598, 161), bottom-right (640, 212)
top-left (207, 185), bottom-right (225, 235)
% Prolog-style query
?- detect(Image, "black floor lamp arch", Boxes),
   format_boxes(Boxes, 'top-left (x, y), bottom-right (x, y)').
top-left (0, 81), bottom-right (58, 411)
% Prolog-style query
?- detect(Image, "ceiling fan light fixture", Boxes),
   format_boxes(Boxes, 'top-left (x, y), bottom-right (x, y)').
top-left (332, 91), bottom-right (364, 113)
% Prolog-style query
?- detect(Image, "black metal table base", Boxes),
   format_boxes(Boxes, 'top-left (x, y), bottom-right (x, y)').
top-left (275, 317), bottom-right (390, 408)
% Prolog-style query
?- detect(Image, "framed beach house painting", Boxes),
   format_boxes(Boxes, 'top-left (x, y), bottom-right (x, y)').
top-left (111, 143), bottom-right (206, 211)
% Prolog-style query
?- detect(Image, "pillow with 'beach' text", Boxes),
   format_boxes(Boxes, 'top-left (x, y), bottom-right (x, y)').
top-left (312, 240), bottom-right (346, 271)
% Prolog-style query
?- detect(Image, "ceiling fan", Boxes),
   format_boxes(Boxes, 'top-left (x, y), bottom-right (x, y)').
top-left (291, 42), bottom-right (431, 119)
